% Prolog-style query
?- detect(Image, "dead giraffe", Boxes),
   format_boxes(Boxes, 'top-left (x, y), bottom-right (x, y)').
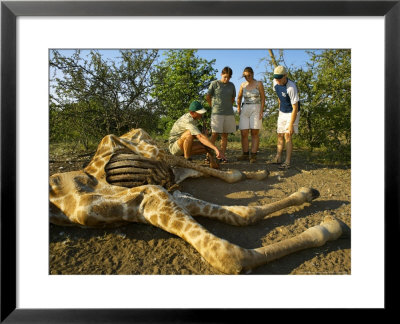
top-left (49, 128), bottom-right (350, 274)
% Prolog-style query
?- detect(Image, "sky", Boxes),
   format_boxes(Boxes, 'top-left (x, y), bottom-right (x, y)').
top-left (51, 49), bottom-right (319, 94)
top-left (193, 49), bottom-right (315, 92)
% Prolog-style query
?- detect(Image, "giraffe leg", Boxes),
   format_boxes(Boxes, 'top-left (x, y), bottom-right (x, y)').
top-left (253, 216), bottom-right (350, 266)
top-left (135, 186), bottom-right (349, 274)
top-left (137, 185), bottom-right (266, 274)
top-left (217, 215), bottom-right (350, 273)
top-left (173, 187), bottom-right (320, 226)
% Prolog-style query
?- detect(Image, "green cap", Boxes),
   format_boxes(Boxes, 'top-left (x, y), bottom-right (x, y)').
top-left (189, 101), bottom-right (206, 114)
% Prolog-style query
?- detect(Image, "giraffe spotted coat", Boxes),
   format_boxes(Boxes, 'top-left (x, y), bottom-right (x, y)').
top-left (49, 129), bottom-right (349, 274)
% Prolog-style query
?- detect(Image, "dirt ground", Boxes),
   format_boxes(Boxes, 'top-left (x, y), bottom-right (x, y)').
top-left (49, 148), bottom-right (351, 275)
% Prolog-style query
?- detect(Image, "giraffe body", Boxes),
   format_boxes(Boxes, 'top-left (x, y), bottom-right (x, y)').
top-left (49, 129), bottom-right (350, 274)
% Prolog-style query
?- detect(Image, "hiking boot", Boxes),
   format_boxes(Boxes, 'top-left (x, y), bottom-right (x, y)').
top-left (237, 152), bottom-right (249, 161)
top-left (250, 153), bottom-right (257, 163)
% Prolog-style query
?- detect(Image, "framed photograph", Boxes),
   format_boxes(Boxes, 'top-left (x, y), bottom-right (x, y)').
top-left (1, 0), bottom-right (398, 321)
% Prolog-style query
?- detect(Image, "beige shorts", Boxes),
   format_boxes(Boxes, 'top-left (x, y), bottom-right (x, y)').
top-left (239, 103), bottom-right (262, 130)
top-left (277, 111), bottom-right (300, 134)
top-left (168, 140), bottom-right (183, 156)
top-left (211, 114), bottom-right (236, 133)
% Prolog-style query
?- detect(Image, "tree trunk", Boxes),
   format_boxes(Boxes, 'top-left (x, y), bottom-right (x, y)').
top-left (268, 50), bottom-right (278, 69)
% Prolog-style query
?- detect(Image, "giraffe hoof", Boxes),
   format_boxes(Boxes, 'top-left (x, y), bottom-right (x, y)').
top-left (298, 187), bottom-right (320, 201)
top-left (311, 188), bottom-right (320, 200)
top-left (334, 217), bottom-right (351, 239)
top-left (320, 216), bottom-right (351, 240)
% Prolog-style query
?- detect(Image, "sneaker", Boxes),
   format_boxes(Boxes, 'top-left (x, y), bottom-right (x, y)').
top-left (250, 153), bottom-right (257, 163)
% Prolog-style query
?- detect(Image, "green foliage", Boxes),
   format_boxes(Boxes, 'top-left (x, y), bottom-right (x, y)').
top-left (151, 50), bottom-right (217, 135)
top-left (50, 49), bottom-right (351, 163)
top-left (50, 49), bottom-right (160, 147)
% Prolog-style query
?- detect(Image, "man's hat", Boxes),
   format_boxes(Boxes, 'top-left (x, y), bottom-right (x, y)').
top-left (189, 101), bottom-right (207, 114)
top-left (273, 66), bottom-right (287, 79)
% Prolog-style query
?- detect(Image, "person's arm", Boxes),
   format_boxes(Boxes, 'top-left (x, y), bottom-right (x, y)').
top-left (196, 133), bottom-right (224, 159)
top-left (287, 102), bottom-right (299, 135)
top-left (237, 84), bottom-right (243, 115)
top-left (258, 81), bottom-right (265, 119)
top-left (273, 80), bottom-right (280, 110)
top-left (206, 82), bottom-right (214, 109)
top-left (206, 93), bottom-right (212, 108)
top-left (287, 83), bottom-right (300, 134)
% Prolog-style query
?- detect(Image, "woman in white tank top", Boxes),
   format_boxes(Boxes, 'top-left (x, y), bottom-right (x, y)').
top-left (237, 67), bottom-right (265, 163)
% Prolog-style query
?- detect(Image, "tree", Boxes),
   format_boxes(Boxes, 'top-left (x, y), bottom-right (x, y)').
top-left (300, 50), bottom-right (351, 160)
top-left (263, 49), bottom-right (351, 162)
top-left (50, 49), bottom-right (160, 147)
top-left (151, 50), bottom-right (217, 135)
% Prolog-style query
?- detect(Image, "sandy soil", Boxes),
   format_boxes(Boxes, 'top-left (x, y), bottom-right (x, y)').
top-left (49, 148), bottom-right (351, 275)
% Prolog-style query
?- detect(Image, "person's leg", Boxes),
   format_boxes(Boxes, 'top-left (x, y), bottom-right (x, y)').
top-left (178, 131), bottom-right (219, 162)
top-left (275, 133), bottom-right (285, 163)
top-left (177, 130), bottom-right (195, 159)
top-left (187, 141), bottom-right (208, 155)
top-left (282, 111), bottom-right (299, 166)
top-left (210, 132), bottom-right (219, 145)
top-left (250, 129), bottom-right (259, 153)
top-left (177, 131), bottom-right (219, 168)
top-left (221, 115), bottom-right (236, 159)
top-left (238, 106), bottom-right (250, 161)
top-left (284, 132), bottom-right (293, 164)
top-left (206, 132), bottom-right (219, 162)
top-left (240, 129), bottom-right (249, 153)
top-left (220, 133), bottom-right (228, 156)
top-left (274, 111), bottom-right (287, 163)
top-left (182, 135), bottom-right (194, 159)
top-left (250, 129), bottom-right (259, 163)
top-left (237, 129), bottom-right (250, 161)
top-left (190, 141), bottom-right (219, 169)
top-left (210, 114), bottom-right (223, 162)
top-left (210, 115), bottom-right (222, 147)
top-left (248, 104), bottom-right (262, 163)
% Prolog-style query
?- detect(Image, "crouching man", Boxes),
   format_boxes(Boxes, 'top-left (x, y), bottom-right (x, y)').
top-left (168, 101), bottom-right (225, 168)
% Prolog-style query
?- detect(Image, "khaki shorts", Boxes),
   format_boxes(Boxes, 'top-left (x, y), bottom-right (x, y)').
top-left (239, 103), bottom-right (263, 130)
top-left (277, 111), bottom-right (300, 134)
top-left (211, 114), bottom-right (236, 133)
top-left (168, 140), bottom-right (183, 156)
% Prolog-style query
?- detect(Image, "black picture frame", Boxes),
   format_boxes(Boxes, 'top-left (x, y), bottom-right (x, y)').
top-left (1, 0), bottom-right (398, 321)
